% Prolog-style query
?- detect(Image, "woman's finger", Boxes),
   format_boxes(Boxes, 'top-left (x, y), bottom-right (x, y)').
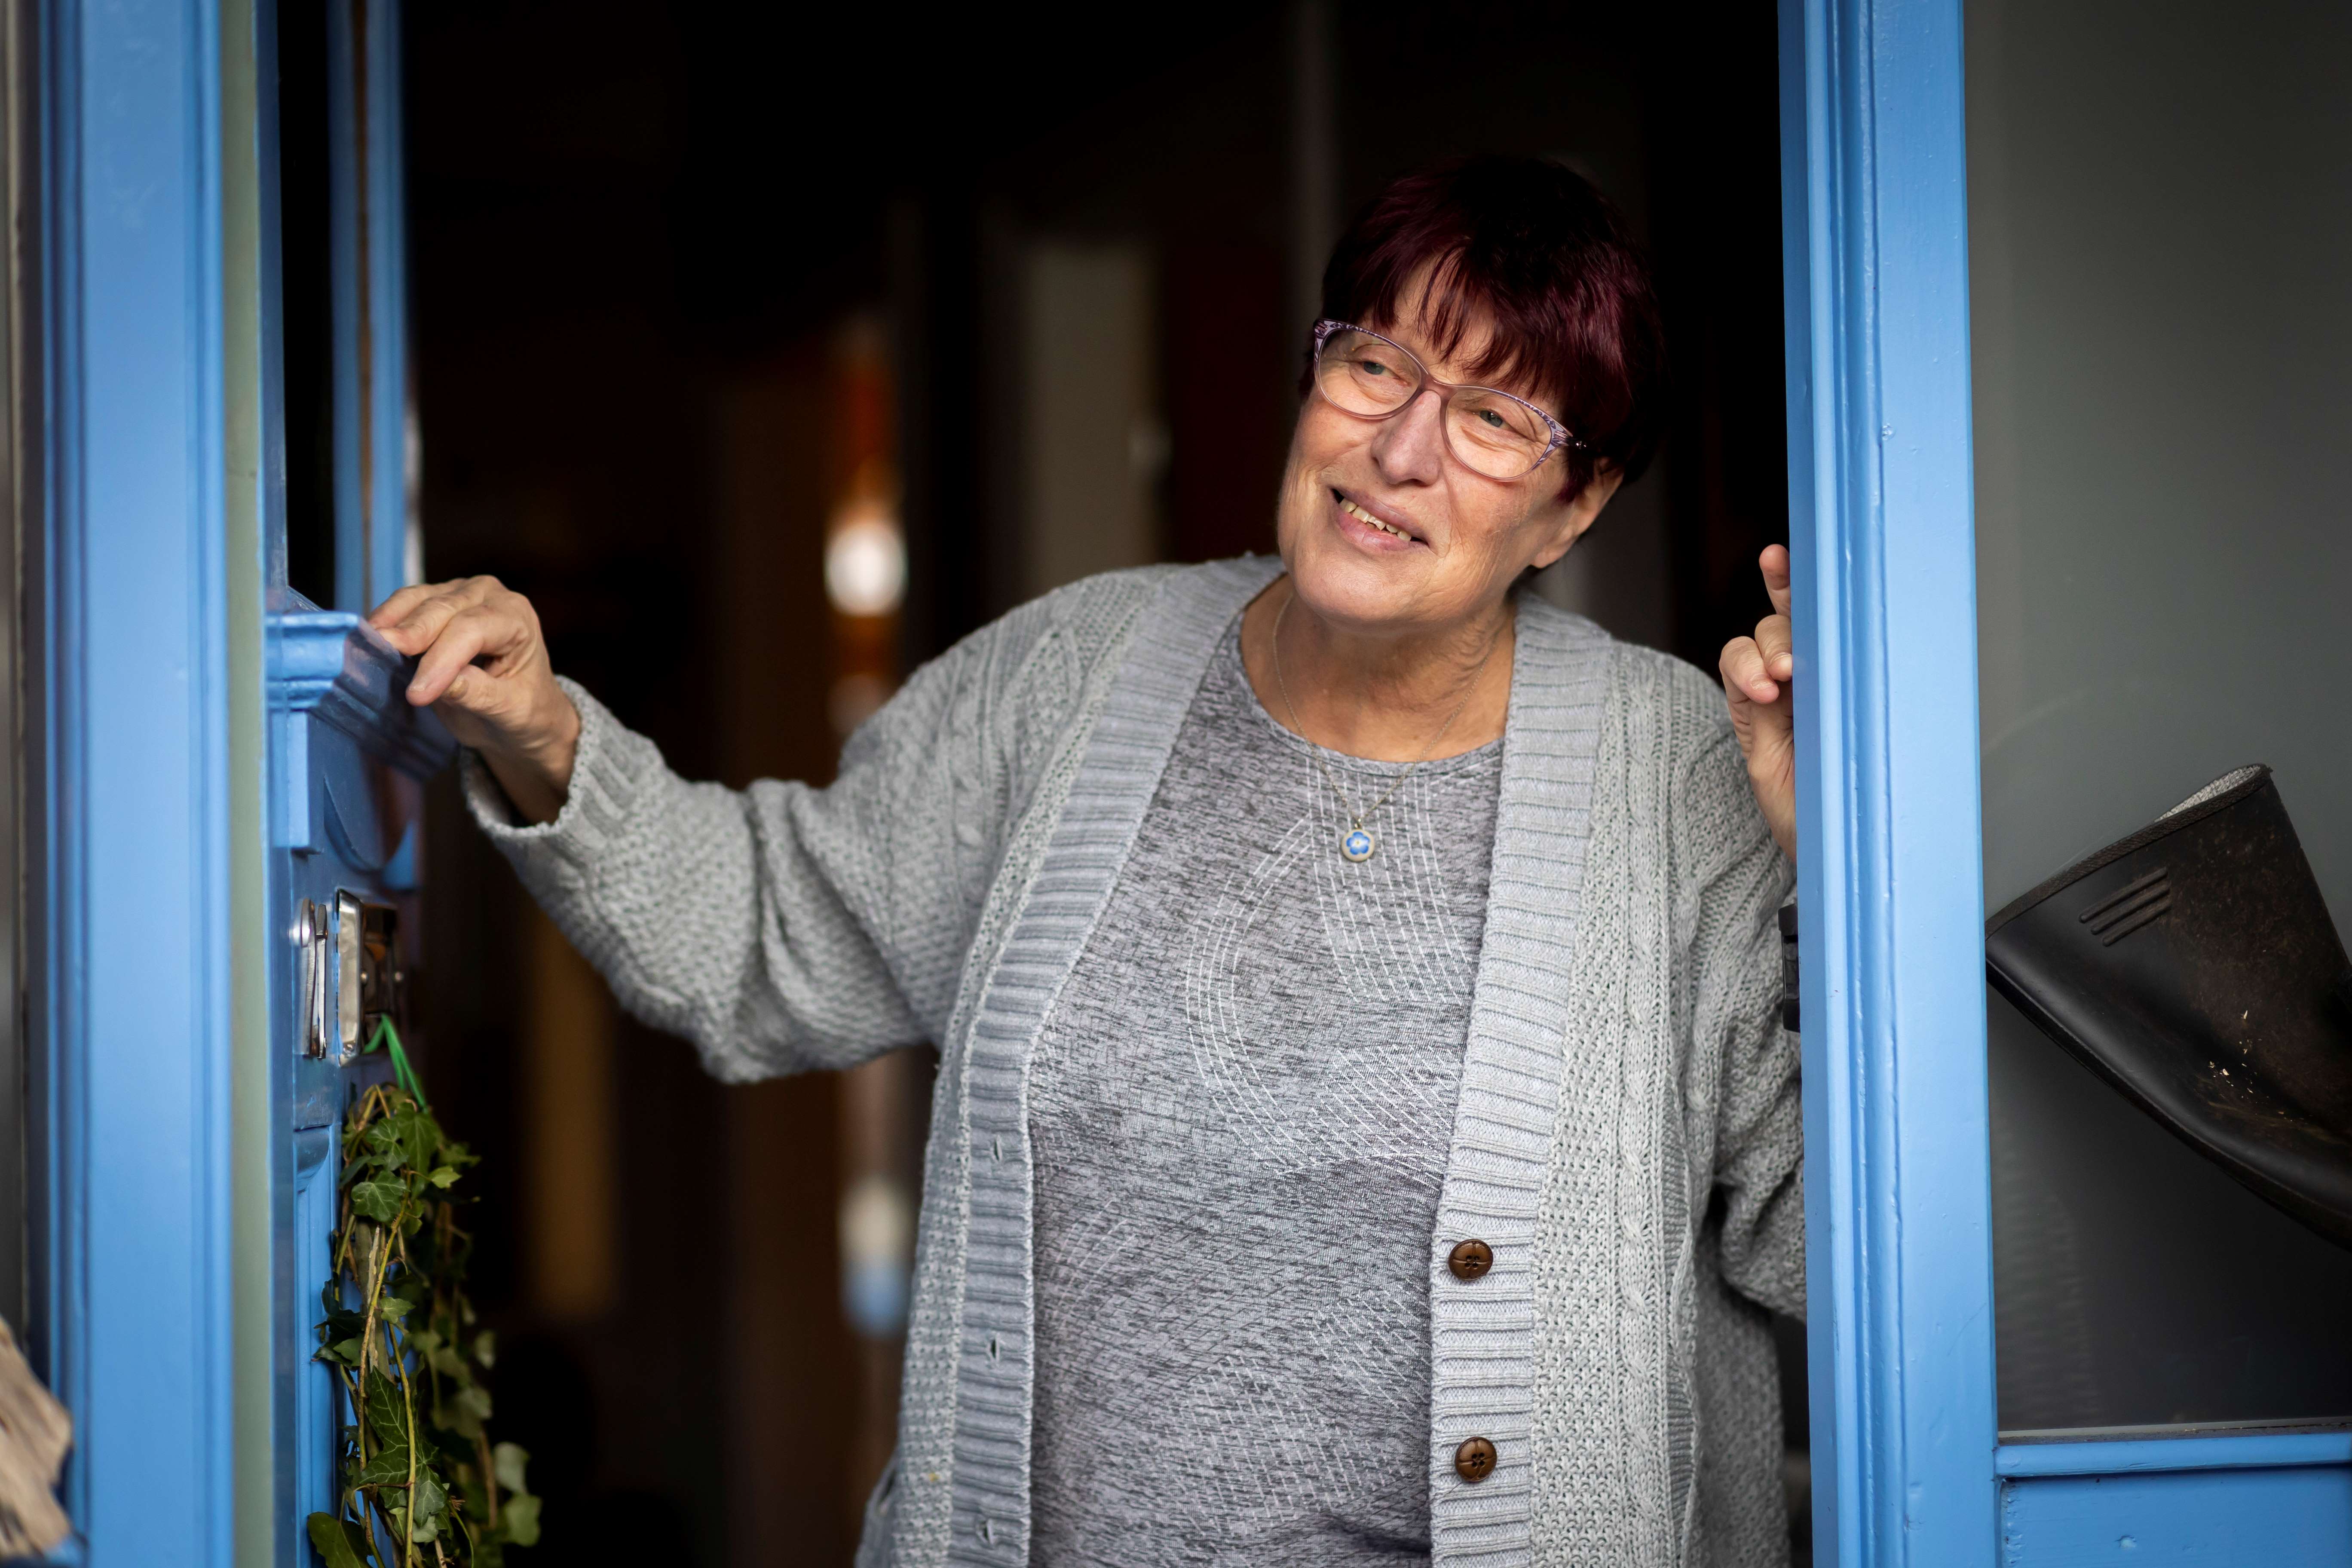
top-left (1755, 612), bottom-right (1793, 681)
top-left (1759, 544), bottom-right (1792, 618)
top-left (366, 582), bottom-right (443, 634)
top-left (379, 576), bottom-right (501, 656)
top-left (1729, 547), bottom-right (1799, 862)
top-left (1736, 675), bottom-right (1797, 861)
top-left (405, 617), bottom-right (492, 708)
top-left (407, 603), bottom-right (528, 707)
top-left (1719, 635), bottom-right (1780, 706)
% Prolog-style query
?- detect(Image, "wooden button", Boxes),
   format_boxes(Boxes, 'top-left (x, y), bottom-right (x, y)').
top-left (1455, 1436), bottom-right (1498, 1483)
top-left (1447, 1239), bottom-right (1494, 1280)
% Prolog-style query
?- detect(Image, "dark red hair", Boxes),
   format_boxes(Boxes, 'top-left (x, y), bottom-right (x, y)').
top-left (1311, 155), bottom-right (1666, 501)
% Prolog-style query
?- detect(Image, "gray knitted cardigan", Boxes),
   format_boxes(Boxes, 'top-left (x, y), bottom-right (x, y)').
top-left (466, 556), bottom-right (1804, 1568)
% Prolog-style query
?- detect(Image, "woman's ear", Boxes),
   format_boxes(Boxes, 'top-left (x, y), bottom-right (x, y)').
top-left (1529, 466), bottom-right (1626, 571)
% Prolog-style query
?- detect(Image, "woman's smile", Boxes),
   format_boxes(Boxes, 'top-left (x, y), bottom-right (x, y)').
top-left (1331, 487), bottom-right (1427, 550)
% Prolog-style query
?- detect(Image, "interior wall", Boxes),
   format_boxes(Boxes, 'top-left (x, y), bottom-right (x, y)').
top-left (1968, 0), bottom-right (2352, 1433)
top-left (1019, 243), bottom-right (1163, 597)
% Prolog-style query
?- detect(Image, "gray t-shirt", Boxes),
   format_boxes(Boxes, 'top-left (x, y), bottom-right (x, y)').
top-left (1027, 623), bottom-right (1504, 1566)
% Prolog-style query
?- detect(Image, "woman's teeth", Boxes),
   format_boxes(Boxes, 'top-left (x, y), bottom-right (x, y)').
top-left (1339, 496), bottom-right (1414, 541)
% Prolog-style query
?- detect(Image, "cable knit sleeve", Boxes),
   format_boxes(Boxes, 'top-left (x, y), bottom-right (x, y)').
top-left (462, 592), bottom-right (1084, 1083)
top-left (1671, 692), bottom-right (1804, 1321)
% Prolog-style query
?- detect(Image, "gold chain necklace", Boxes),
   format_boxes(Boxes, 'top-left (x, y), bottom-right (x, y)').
top-left (1269, 585), bottom-right (1503, 863)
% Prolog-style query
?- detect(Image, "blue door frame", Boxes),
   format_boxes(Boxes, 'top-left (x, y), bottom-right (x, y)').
top-left (31, 0), bottom-right (237, 1561)
top-left (1778, 0), bottom-right (2000, 1562)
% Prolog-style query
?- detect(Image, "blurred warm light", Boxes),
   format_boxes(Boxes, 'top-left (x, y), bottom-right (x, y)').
top-left (825, 501), bottom-right (906, 617)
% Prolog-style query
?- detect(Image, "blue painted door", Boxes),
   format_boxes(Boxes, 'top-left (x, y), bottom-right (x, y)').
top-left (265, 614), bottom-right (448, 1554)
top-left (260, 0), bottom-right (447, 1559)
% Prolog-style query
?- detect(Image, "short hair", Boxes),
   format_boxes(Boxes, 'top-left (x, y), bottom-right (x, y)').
top-left (1312, 155), bottom-right (1667, 500)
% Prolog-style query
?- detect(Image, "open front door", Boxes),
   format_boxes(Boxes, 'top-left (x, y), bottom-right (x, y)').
top-left (260, 0), bottom-right (447, 1556)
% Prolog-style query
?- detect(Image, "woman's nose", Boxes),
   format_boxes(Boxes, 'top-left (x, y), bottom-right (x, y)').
top-left (1369, 388), bottom-right (1447, 484)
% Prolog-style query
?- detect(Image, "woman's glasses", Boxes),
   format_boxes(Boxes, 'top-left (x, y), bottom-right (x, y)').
top-left (1310, 320), bottom-right (1580, 481)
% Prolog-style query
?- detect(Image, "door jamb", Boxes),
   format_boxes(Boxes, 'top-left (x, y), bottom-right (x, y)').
top-left (1779, 1), bottom-right (1999, 1564)
top-left (31, 0), bottom-right (242, 1561)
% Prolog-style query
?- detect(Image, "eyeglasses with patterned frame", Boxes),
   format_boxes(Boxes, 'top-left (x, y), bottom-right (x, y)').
top-left (1310, 319), bottom-right (1586, 482)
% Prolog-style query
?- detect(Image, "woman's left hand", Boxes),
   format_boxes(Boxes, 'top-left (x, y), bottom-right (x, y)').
top-left (1720, 545), bottom-right (1795, 862)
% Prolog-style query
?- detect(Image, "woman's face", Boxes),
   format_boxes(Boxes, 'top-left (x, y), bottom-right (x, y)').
top-left (1274, 301), bottom-right (1619, 643)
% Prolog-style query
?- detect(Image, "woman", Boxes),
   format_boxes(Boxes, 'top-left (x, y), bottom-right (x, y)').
top-left (376, 156), bottom-right (1803, 1568)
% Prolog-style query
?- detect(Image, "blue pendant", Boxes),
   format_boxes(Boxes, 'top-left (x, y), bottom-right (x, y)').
top-left (1341, 827), bottom-right (1376, 863)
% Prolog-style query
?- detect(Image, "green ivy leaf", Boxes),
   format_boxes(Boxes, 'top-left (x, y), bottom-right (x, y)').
top-left (322, 1079), bottom-right (538, 1561)
top-left (362, 1119), bottom-right (407, 1168)
top-left (306, 1511), bottom-right (374, 1568)
top-left (362, 1373), bottom-right (408, 1445)
top-left (441, 1383), bottom-right (493, 1441)
top-left (409, 1473), bottom-right (449, 1542)
top-left (350, 1177), bottom-right (404, 1223)
top-left (353, 1441), bottom-right (416, 1489)
top-left (497, 1492), bottom-right (541, 1548)
top-left (397, 1112), bottom-right (437, 1178)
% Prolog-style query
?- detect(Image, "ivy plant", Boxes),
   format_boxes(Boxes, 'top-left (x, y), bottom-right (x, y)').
top-left (307, 1023), bottom-right (542, 1567)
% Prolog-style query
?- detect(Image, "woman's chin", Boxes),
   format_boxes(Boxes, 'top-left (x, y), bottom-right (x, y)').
top-left (1289, 549), bottom-right (1440, 632)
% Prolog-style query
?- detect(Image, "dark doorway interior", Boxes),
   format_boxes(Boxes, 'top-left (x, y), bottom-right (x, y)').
top-left (404, 5), bottom-right (1793, 1563)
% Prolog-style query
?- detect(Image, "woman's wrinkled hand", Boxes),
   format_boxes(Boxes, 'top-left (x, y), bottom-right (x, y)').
top-left (368, 576), bottom-right (580, 826)
top-left (1720, 545), bottom-right (1796, 863)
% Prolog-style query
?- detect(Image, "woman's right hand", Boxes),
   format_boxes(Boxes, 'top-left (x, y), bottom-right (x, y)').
top-left (1719, 545), bottom-right (1796, 864)
top-left (368, 576), bottom-right (581, 826)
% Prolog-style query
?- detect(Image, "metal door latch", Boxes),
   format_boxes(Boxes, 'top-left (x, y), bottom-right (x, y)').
top-left (337, 891), bottom-right (404, 1063)
top-left (296, 892), bottom-right (404, 1064)
top-left (297, 898), bottom-right (331, 1057)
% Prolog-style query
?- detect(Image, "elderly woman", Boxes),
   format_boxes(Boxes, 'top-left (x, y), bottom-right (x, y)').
top-left (376, 156), bottom-right (1802, 1568)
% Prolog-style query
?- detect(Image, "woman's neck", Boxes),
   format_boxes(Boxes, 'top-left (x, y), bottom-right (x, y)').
top-left (1238, 576), bottom-right (1516, 763)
